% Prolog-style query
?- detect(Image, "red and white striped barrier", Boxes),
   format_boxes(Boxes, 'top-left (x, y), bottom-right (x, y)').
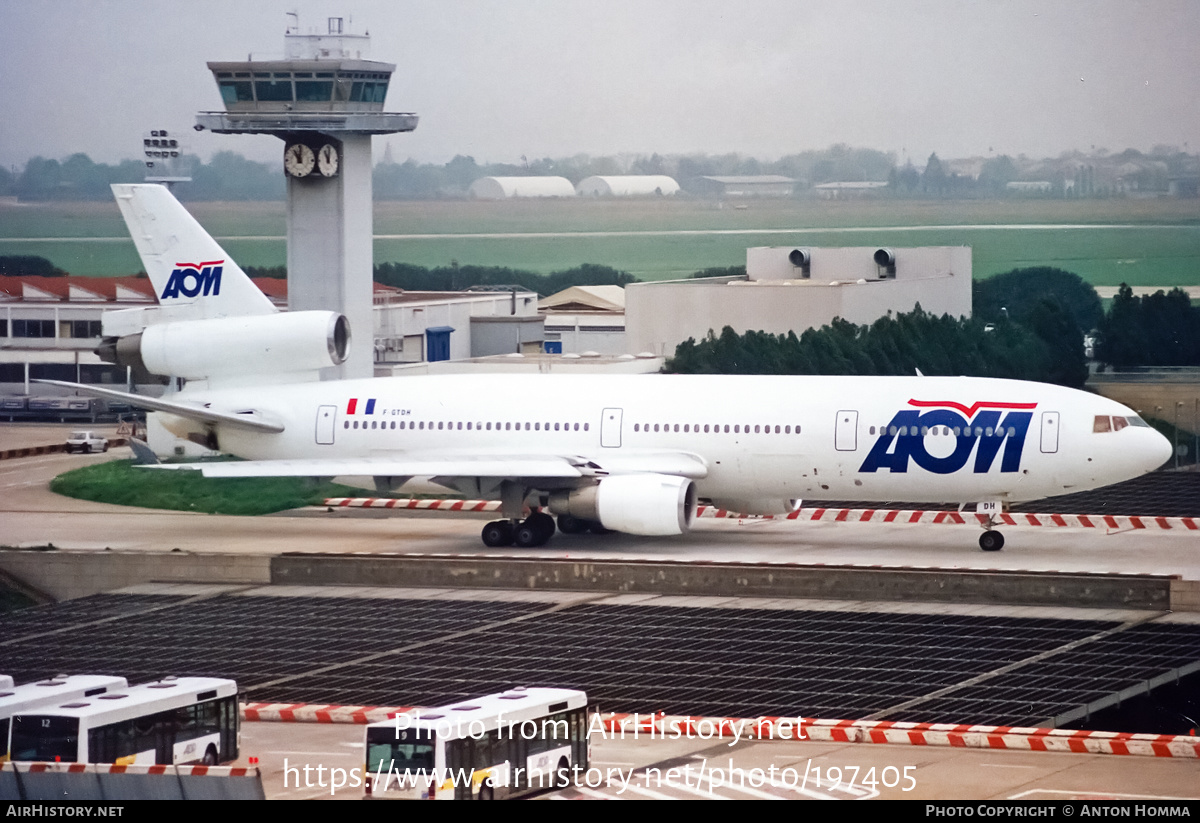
top-left (241, 701), bottom-right (413, 724)
top-left (322, 498), bottom-right (1200, 533)
top-left (238, 703), bottom-right (1200, 758)
top-left (1, 761), bottom-right (260, 777)
top-left (597, 713), bottom-right (1200, 758)
top-left (325, 497), bottom-right (501, 513)
top-left (698, 505), bottom-right (1200, 532)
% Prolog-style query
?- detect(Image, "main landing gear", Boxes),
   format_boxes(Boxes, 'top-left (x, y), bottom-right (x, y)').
top-left (481, 511), bottom-right (556, 548)
top-left (480, 512), bottom-right (611, 547)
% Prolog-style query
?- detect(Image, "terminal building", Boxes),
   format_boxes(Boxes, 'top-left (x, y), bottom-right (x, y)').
top-left (0, 276), bottom-right (545, 398)
top-left (624, 245), bottom-right (973, 357)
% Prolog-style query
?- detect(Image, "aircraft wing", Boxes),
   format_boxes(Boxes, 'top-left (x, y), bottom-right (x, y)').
top-left (33, 380), bottom-right (284, 434)
top-left (145, 450), bottom-right (708, 482)
top-left (149, 455), bottom-right (586, 480)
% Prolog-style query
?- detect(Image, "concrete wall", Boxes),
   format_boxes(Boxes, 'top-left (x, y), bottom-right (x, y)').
top-left (3, 550), bottom-right (1190, 611)
top-left (470, 315), bottom-right (545, 357)
top-left (1090, 378), bottom-right (1200, 434)
top-left (0, 550), bottom-right (270, 602)
top-left (269, 555), bottom-right (1178, 610)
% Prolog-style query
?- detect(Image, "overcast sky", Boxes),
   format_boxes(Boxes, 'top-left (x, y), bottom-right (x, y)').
top-left (2, 0), bottom-right (1198, 170)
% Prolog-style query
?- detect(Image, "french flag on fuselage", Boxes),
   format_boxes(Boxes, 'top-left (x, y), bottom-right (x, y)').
top-left (346, 398), bottom-right (376, 415)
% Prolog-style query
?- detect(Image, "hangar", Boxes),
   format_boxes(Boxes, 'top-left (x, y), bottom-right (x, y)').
top-left (575, 175), bottom-right (680, 197)
top-left (467, 176), bottom-right (576, 199)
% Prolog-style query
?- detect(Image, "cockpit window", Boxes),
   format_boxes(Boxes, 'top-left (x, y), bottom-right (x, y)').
top-left (1096, 414), bottom-right (1149, 432)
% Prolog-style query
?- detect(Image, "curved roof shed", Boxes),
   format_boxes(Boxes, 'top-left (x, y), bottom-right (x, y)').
top-left (468, 176), bottom-right (576, 199)
top-left (575, 175), bottom-right (680, 197)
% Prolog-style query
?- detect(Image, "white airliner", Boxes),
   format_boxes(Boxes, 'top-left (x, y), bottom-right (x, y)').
top-left (42, 185), bottom-right (1172, 552)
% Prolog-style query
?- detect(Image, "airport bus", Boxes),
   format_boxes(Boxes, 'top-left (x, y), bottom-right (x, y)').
top-left (364, 687), bottom-right (589, 800)
top-left (8, 676), bottom-right (238, 766)
top-left (2, 675), bottom-right (129, 760)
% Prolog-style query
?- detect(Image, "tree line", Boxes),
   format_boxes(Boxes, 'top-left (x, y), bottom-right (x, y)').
top-left (7, 144), bottom-right (1193, 202)
top-left (667, 268), bottom-right (1200, 385)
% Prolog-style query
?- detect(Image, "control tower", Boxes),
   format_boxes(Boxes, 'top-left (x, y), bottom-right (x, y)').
top-left (196, 17), bottom-right (417, 379)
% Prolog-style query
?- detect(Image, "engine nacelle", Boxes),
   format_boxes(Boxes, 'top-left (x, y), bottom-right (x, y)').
top-left (549, 474), bottom-right (696, 536)
top-left (707, 498), bottom-right (802, 516)
top-left (98, 311), bottom-right (349, 381)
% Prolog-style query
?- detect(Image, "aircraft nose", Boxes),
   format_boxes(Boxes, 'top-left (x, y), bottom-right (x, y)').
top-left (1147, 428), bottom-right (1173, 471)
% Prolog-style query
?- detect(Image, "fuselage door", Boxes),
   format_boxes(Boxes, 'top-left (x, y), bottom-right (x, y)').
top-left (315, 405), bottom-right (337, 445)
top-left (1040, 411), bottom-right (1060, 454)
top-left (601, 407), bottom-right (623, 448)
top-left (835, 410), bottom-right (858, 451)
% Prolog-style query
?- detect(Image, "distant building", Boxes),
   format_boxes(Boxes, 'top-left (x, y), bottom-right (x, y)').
top-left (1005, 181), bottom-right (1052, 193)
top-left (812, 181), bottom-right (889, 199)
top-left (371, 286), bottom-right (543, 368)
top-left (575, 175), bottom-right (680, 197)
top-left (467, 176), bottom-right (576, 199)
top-left (625, 246), bottom-right (972, 357)
top-left (539, 285), bottom-right (626, 355)
top-left (690, 175), bottom-right (797, 198)
top-left (1, 275), bottom-right (545, 396)
top-left (0, 275), bottom-right (284, 394)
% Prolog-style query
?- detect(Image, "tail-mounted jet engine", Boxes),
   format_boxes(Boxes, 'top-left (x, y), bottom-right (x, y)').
top-left (98, 311), bottom-right (349, 382)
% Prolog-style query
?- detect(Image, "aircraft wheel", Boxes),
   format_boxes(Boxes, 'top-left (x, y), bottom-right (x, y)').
top-left (515, 513), bottom-right (554, 547)
top-left (979, 531), bottom-right (1005, 552)
top-left (528, 511), bottom-right (556, 541)
top-left (481, 521), bottom-right (514, 548)
top-left (556, 514), bottom-right (588, 534)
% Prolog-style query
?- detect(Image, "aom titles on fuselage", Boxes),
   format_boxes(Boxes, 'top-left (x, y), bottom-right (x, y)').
top-left (43, 184), bottom-right (1172, 553)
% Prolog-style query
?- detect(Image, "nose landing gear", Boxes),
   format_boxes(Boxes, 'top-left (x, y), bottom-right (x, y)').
top-left (978, 530), bottom-right (1005, 552)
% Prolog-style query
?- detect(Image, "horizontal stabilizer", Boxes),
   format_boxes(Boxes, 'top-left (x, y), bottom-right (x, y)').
top-left (34, 380), bottom-right (284, 434)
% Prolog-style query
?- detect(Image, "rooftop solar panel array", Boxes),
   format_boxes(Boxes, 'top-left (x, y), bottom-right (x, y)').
top-left (891, 621), bottom-right (1200, 726)
top-left (2, 592), bottom-right (1197, 730)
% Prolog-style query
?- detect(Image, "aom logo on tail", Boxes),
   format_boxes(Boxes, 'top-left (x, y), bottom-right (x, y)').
top-left (161, 260), bottom-right (224, 299)
top-left (860, 400), bottom-right (1037, 474)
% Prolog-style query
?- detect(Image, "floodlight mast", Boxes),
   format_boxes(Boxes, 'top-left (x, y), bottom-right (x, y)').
top-left (196, 16), bottom-right (418, 380)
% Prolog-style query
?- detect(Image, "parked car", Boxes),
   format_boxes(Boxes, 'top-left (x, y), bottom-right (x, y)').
top-left (65, 431), bottom-right (109, 454)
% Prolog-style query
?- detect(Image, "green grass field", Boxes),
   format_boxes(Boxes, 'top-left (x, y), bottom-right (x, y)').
top-left (2, 196), bottom-right (1197, 285)
top-left (49, 459), bottom-right (375, 516)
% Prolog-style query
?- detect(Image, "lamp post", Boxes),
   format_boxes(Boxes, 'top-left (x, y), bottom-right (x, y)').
top-left (1175, 402), bottom-right (1184, 469)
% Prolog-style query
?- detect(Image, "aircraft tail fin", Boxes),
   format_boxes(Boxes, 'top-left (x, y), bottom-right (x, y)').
top-left (111, 184), bottom-right (276, 319)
